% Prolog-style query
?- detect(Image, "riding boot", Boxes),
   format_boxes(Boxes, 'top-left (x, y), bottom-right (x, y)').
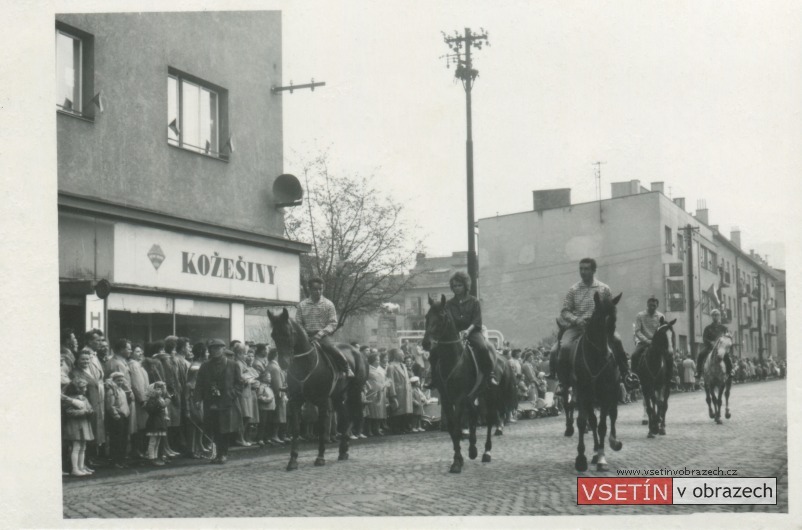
top-left (547, 346), bottom-right (559, 380)
top-left (695, 352), bottom-right (706, 378)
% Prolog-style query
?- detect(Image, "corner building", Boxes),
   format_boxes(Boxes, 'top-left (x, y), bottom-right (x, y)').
top-left (478, 182), bottom-right (783, 360)
top-left (56, 12), bottom-right (309, 345)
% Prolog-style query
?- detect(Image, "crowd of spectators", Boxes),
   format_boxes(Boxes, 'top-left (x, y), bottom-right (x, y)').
top-left (60, 329), bottom-right (784, 477)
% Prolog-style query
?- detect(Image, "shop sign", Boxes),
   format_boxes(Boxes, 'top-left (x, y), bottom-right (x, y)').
top-left (114, 223), bottom-right (300, 302)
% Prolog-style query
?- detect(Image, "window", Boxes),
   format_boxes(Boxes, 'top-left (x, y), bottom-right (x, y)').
top-left (55, 23), bottom-right (94, 118)
top-left (167, 68), bottom-right (228, 158)
top-left (676, 234), bottom-right (685, 260)
top-left (700, 246), bottom-right (717, 272)
top-left (665, 226), bottom-right (673, 254)
top-left (666, 278), bottom-right (685, 312)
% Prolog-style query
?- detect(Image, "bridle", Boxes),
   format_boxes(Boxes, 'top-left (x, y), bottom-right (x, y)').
top-left (278, 320), bottom-right (320, 385)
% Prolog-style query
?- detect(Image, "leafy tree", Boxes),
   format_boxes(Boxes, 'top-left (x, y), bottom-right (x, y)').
top-left (284, 153), bottom-right (424, 331)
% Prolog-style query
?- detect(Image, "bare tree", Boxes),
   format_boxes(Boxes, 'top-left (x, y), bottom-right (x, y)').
top-left (284, 152), bottom-right (424, 332)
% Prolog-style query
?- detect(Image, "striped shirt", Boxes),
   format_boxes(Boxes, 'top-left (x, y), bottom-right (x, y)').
top-left (560, 279), bottom-right (612, 326)
top-left (296, 296), bottom-right (338, 337)
top-left (634, 310), bottom-right (664, 343)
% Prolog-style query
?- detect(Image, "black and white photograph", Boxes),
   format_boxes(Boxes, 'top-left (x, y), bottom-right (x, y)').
top-left (1, 0), bottom-right (800, 527)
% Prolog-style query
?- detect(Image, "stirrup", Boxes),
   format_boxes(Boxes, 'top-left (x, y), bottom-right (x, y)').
top-left (488, 372), bottom-right (499, 386)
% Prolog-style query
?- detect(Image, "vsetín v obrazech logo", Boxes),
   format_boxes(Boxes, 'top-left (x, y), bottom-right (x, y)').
top-left (577, 477), bottom-right (777, 505)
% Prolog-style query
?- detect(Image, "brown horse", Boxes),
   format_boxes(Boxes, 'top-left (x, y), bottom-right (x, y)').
top-left (267, 309), bottom-right (365, 471)
top-left (558, 292), bottom-right (624, 472)
top-left (422, 295), bottom-right (517, 473)
top-left (633, 317), bottom-right (676, 438)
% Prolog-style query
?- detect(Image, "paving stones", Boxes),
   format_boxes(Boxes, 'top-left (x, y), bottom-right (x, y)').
top-left (63, 379), bottom-right (787, 518)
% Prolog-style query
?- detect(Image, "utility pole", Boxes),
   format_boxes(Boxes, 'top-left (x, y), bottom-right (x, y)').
top-left (442, 27), bottom-right (489, 297)
top-left (593, 161), bottom-right (606, 223)
top-left (680, 224), bottom-right (700, 355)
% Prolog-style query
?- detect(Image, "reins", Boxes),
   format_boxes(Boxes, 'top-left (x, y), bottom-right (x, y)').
top-left (285, 322), bottom-right (320, 385)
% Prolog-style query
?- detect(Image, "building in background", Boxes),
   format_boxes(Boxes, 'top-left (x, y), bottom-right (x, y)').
top-left (57, 12), bottom-right (309, 346)
top-left (478, 181), bottom-right (784, 360)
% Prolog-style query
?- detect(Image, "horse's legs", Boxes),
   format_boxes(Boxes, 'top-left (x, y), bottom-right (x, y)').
top-left (468, 400), bottom-right (478, 460)
top-left (313, 399), bottom-right (329, 466)
top-left (608, 402), bottom-right (622, 451)
top-left (705, 386), bottom-right (715, 419)
top-left (562, 382), bottom-right (574, 437)
top-left (724, 379), bottom-right (732, 420)
top-left (588, 408), bottom-right (600, 465)
top-left (714, 386), bottom-right (724, 424)
top-left (575, 400), bottom-right (588, 472)
top-left (595, 407), bottom-right (609, 471)
top-left (286, 397), bottom-right (301, 471)
top-left (658, 388), bottom-right (668, 435)
top-left (447, 402), bottom-right (464, 473)
top-left (482, 406), bottom-right (494, 463)
top-left (335, 392), bottom-right (350, 461)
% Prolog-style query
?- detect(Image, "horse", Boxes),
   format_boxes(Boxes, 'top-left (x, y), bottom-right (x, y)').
top-left (558, 292), bottom-right (624, 472)
top-left (422, 294), bottom-right (517, 474)
top-left (267, 308), bottom-right (366, 470)
top-left (633, 317), bottom-right (676, 438)
top-left (703, 334), bottom-right (733, 425)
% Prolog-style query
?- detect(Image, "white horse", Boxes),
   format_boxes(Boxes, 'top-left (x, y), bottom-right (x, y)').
top-left (703, 334), bottom-right (733, 424)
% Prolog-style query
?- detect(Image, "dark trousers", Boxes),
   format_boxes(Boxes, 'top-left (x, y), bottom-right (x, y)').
top-left (214, 432), bottom-right (230, 457)
top-left (314, 334), bottom-right (349, 372)
top-left (106, 416), bottom-right (129, 464)
top-left (430, 331), bottom-right (494, 377)
top-left (257, 410), bottom-right (274, 442)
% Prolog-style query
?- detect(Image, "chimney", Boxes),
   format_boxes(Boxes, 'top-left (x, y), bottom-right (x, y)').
top-left (630, 180), bottom-right (641, 194)
top-left (533, 188), bottom-right (571, 211)
top-left (673, 197), bottom-right (685, 210)
top-left (695, 199), bottom-right (709, 225)
top-left (416, 252), bottom-right (426, 263)
top-left (730, 227), bottom-right (741, 249)
top-left (710, 224), bottom-right (719, 233)
top-left (651, 181), bottom-right (664, 194)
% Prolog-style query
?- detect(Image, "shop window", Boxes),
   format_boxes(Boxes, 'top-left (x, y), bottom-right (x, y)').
top-left (175, 298), bottom-right (229, 344)
top-left (56, 23), bottom-right (94, 118)
top-left (107, 293), bottom-right (174, 346)
top-left (168, 68), bottom-right (228, 159)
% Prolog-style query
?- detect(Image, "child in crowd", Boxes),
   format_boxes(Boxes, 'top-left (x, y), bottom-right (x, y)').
top-left (62, 380), bottom-right (95, 477)
top-left (409, 377), bottom-right (427, 432)
top-left (144, 381), bottom-right (170, 466)
top-left (256, 378), bottom-right (275, 445)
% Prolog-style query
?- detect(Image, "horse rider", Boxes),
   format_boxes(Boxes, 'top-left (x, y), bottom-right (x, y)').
top-left (694, 308), bottom-right (732, 380)
top-left (296, 277), bottom-right (354, 379)
top-left (548, 258), bottom-right (632, 383)
top-left (424, 271), bottom-right (499, 388)
top-left (629, 295), bottom-right (672, 376)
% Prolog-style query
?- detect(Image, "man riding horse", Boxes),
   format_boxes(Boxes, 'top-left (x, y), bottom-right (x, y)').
top-left (548, 258), bottom-right (632, 384)
top-left (424, 271), bottom-right (498, 388)
top-left (695, 308), bottom-right (732, 380)
top-left (296, 277), bottom-right (354, 379)
top-left (629, 295), bottom-right (673, 376)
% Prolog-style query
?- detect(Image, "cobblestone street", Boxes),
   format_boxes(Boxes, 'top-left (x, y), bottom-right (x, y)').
top-left (62, 379), bottom-right (787, 518)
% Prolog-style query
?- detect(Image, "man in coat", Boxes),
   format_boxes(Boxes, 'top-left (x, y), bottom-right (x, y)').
top-left (195, 339), bottom-right (242, 464)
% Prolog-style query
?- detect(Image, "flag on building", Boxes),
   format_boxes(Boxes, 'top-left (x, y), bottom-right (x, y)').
top-left (706, 282), bottom-right (720, 309)
top-left (225, 134), bottom-right (234, 153)
top-left (168, 118), bottom-right (180, 136)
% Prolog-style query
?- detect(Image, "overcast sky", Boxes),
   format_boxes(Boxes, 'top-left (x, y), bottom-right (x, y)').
top-left (281, 1), bottom-right (802, 269)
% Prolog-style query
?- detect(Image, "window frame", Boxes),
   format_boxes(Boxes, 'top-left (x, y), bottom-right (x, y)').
top-left (55, 21), bottom-right (95, 121)
top-left (167, 67), bottom-right (229, 161)
top-left (664, 226), bottom-right (673, 255)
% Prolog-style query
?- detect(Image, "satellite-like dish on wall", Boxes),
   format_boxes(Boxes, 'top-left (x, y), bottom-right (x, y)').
top-left (273, 174), bottom-right (304, 208)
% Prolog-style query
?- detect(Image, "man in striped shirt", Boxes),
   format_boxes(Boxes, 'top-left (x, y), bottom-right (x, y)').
top-left (296, 277), bottom-right (354, 378)
top-left (548, 258), bottom-right (631, 382)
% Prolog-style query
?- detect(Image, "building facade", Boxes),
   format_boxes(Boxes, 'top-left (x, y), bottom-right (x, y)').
top-left (478, 182), bottom-right (784, 360)
top-left (57, 12), bottom-right (309, 346)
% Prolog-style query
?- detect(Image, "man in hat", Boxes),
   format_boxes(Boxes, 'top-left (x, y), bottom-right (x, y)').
top-left (195, 339), bottom-right (242, 464)
top-left (297, 277), bottom-right (354, 378)
top-left (695, 309), bottom-right (732, 379)
top-left (629, 295), bottom-right (668, 374)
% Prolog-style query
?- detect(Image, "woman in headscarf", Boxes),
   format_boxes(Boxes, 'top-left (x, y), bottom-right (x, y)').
top-left (385, 348), bottom-right (413, 434)
top-left (364, 352), bottom-right (387, 436)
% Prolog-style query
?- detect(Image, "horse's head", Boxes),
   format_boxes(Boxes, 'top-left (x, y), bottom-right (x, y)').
top-left (422, 294), bottom-right (458, 350)
top-left (588, 291), bottom-right (622, 337)
top-left (267, 308), bottom-right (298, 367)
top-left (652, 316), bottom-right (677, 354)
top-left (714, 334), bottom-right (733, 361)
